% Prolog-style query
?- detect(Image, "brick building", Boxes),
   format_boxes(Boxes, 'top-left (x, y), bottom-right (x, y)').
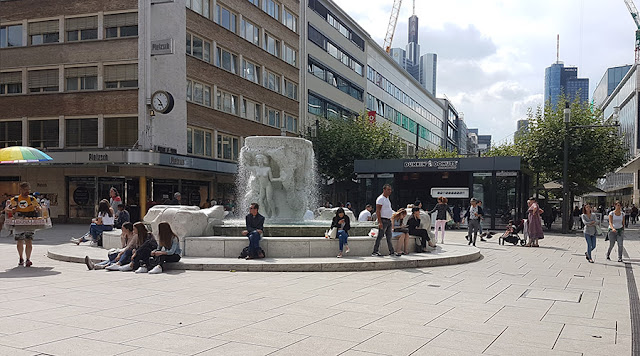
top-left (0, 0), bottom-right (300, 222)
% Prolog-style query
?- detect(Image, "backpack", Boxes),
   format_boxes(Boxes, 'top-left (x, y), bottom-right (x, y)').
top-left (238, 246), bottom-right (266, 259)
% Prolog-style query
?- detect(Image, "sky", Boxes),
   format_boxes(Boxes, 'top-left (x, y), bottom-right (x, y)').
top-left (332, 0), bottom-right (634, 144)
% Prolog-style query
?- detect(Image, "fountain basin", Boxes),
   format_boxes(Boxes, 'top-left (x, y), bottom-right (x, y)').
top-left (211, 222), bottom-right (375, 237)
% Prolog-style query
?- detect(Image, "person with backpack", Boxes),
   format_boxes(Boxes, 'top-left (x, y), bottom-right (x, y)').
top-left (242, 203), bottom-right (265, 260)
top-left (146, 222), bottom-right (182, 274)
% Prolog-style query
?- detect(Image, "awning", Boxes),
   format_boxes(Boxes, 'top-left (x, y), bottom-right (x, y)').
top-left (581, 191), bottom-right (608, 197)
top-left (543, 181), bottom-right (563, 190)
top-left (616, 154), bottom-right (640, 174)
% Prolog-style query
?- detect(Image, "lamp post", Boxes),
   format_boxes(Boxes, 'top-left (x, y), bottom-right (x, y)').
top-left (562, 102), bottom-right (571, 234)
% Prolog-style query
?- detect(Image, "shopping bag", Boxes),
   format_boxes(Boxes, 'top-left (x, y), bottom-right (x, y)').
top-left (325, 227), bottom-right (337, 239)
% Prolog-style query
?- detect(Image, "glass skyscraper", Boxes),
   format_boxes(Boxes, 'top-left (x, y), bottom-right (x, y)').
top-left (544, 62), bottom-right (589, 108)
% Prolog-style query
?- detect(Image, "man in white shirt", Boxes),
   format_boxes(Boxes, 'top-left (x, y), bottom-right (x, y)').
top-left (358, 204), bottom-right (373, 222)
top-left (372, 184), bottom-right (396, 256)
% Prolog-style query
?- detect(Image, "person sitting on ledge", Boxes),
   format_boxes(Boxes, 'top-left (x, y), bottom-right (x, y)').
top-left (71, 199), bottom-right (114, 246)
top-left (332, 207), bottom-right (351, 258)
top-left (408, 207), bottom-right (435, 252)
top-left (243, 203), bottom-right (265, 260)
top-left (146, 222), bottom-right (182, 274)
top-left (114, 204), bottom-right (130, 229)
top-left (105, 222), bottom-right (154, 271)
top-left (85, 222), bottom-right (134, 270)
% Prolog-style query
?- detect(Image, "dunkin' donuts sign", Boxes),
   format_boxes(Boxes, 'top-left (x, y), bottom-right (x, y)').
top-left (404, 159), bottom-right (459, 170)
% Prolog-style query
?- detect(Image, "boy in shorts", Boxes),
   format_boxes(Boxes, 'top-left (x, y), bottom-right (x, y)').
top-left (5, 182), bottom-right (41, 267)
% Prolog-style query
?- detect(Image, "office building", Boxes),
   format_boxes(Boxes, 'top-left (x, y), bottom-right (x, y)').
top-left (456, 114), bottom-right (469, 155)
top-left (593, 65), bottom-right (632, 108)
top-left (514, 119), bottom-right (528, 142)
top-left (0, 0), bottom-right (299, 221)
top-left (544, 61), bottom-right (589, 108)
top-left (419, 53), bottom-right (437, 96)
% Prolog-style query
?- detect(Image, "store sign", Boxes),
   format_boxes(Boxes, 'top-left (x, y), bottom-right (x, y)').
top-left (473, 172), bottom-right (492, 177)
top-left (431, 187), bottom-right (469, 198)
top-left (151, 39), bottom-right (174, 55)
top-left (367, 111), bottom-right (376, 124)
top-left (496, 171), bottom-right (518, 177)
top-left (88, 153), bottom-right (109, 161)
top-left (357, 174), bottom-right (374, 179)
top-left (377, 173), bottom-right (394, 178)
top-left (404, 159), bottom-right (459, 170)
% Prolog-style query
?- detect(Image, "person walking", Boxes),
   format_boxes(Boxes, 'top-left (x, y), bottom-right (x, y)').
top-left (606, 201), bottom-right (626, 263)
top-left (429, 196), bottom-right (453, 244)
top-left (372, 184), bottom-right (396, 256)
top-left (581, 203), bottom-right (598, 263)
top-left (463, 198), bottom-right (483, 246)
top-left (526, 197), bottom-right (544, 247)
top-left (4, 182), bottom-right (42, 267)
top-left (631, 204), bottom-right (638, 225)
top-left (332, 208), bottom-right (350, 258)
top-left (242, 203), bottom-right (265, 260)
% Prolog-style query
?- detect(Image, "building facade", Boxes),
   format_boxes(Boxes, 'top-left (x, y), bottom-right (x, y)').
top-left (0, 0), bottom-right (299, 222)
top-left (544, 61), bottom-right (589, 108)
top-left (593, 65), bottom-right (632, 109)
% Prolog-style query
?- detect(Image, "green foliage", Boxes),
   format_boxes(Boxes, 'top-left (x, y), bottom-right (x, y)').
top-left (416, 146), bottom-right (461, 159)
top-left (306, 114), bottom-right (405, 182)
top-left (518, 99), bottom-right (627, 196)
top-left (483, 142), bottom-right (523, 157)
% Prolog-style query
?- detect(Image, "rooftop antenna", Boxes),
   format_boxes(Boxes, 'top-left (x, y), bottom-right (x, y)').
top-left (413, 0), bottom-right (415, 15)
top-left (556, 34), bottom-right (560, 63)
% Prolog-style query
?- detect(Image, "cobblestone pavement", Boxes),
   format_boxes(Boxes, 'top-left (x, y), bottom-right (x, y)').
top-left (0, 224), bottom-right (638, 356)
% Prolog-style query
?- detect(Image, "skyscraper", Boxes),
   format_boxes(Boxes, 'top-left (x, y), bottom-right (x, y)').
top-left (544, 61), bottom-right (589, 108)
top-left (419, 53), bottom-right (437, 96)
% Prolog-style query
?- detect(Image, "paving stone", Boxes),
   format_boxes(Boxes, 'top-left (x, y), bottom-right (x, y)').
top-left (28, 337), bottom-right (136, 356)
top-left (196, 342), bottom-right (277, 356)
top-left (124, 331), bottom-right (226, 355)
top-left (268, 336), bottom-right (357, 356)
top-left (424, 329), bottom-right (496, 353)
top-left (352, 332), bottom-right (428, 356)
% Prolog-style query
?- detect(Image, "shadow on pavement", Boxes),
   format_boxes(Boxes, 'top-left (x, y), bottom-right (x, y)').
top-left (0, 266), bottom-right (61, 278)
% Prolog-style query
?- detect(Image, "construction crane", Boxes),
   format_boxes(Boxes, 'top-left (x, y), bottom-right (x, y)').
top-left (624, 0), bottom-right (640, 62)
top-left (383, 0), bottom-right (403, 53)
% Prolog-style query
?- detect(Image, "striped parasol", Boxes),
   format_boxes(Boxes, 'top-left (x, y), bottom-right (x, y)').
top-left (0, 146), bottom-right (53, 164)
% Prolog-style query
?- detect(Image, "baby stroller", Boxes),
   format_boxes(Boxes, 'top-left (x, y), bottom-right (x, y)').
top-left (498, 219), bottom-right (526, 246)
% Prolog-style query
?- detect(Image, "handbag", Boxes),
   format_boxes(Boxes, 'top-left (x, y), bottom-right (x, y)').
top-left (325, 227), bottom-right (337, 239)
top-left (595, 225), bottom-right (603, 236)
top-left (446, 211), bottom-right (453, 222)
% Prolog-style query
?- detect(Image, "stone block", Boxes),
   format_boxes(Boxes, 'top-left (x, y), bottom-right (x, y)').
top-left (265, 240), bottom-right (310, 258)
top-left (102, 230), bottom-right (121, 250)
top-left (183, 237), bottom-right (224, 257)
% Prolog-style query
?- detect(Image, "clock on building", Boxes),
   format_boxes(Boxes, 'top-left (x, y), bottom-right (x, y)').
top-left (151, 90), bottom-right (174, 114)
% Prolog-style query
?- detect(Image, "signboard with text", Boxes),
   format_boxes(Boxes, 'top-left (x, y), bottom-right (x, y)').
top-left (403, 159), bottom-right (459, 171)
top-left (430, 187), bottom-right (469, 198)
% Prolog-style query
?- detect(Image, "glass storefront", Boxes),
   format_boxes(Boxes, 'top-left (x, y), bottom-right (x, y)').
top-left (68, 177), bottom-right (97, 218)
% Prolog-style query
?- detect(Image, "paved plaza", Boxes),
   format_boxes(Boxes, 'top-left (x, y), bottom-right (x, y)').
top-left (0, 224), bottom-right (638, 356)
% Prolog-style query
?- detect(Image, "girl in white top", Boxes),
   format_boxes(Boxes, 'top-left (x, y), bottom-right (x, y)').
top-left (72, 199), bottom-right (115, 246)
top-left (607, 200), bottom-right (625, 263)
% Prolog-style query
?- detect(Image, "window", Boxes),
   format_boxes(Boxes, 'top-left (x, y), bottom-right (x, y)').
top-left (308, 25), bottom-right (362, 76)
top-left (216, 90), bottom-right (239, 115)
top-left (104, 13), bottom-right (138, 38)
top-left (283, 44), bottom-right (296, 66)
top-left (186, 79), bottom-right (211, 107)
top-left (0, 72), bottom-right (22, 95)
top-left (186, 127), bottom-right (213, 157)
top-left (187, 32), bottom-right (210, 61)
top-left (308, 94), bottom-right (324, 117)
top-left (308, 61), bottom-right (325, 80)
top-left (266, 107), bottom-right (280, 128)
top-left (240, 18), bottom-right (260, 46)
top-left (0, 24), bottom-right (23, 48)
top-left (285, 114), bottom-right (297, 132)
top-left (215, 5), bottom-right (237, 33)
top-left (309, 0), bottom-right (364, 50)
top-left (65, 118), bottom-right (98, 147)
top-left (66, 16), bottom-right (98, 41)
top-left (242, 99), bottom-right (262, 122)
top-left (29, 20), bottom-right (59, 45)
top-left (187, 0), bottom-right (210, 19)
top-left (204, 42), bottom-right (211, 63)
top-left (284, 79), bottom-right (298, 100)
top-left (28, 69), bottom-right (59, 93)
top-left (104, 64), bottom-right (138, 89)
top-left (264, 33), bottom-right (280, 57)
top-left (0, 121), bottom-right (22, 147)
top-left (217, 133), bottom-right (239, 161)
top-left (308, 58), bottom-right (363, 101)
top-left (263, 0), bottom-right (280, 20)
top-left (65, 67), bottom-right (98, 91)
top-left (283, 8), bottom-right (297, 32)
top-left (192, 35), bottom-right (203, 59)
top-left (242, 59), bottom-right (260, 84)
top-left (215, 47), bottom-right (238, 74)
top-left (104, 117), bottom-right (138, 148)
top-left (263, 70), bottom-right (280, 93)
top-left (187, 127), bottom-right (192, 153)
top-left (29, 120), bottom-right (59, 148)
top-left (247, 0), bottom-right (259, 6)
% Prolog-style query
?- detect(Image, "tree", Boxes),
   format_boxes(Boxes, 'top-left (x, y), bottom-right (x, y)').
top-left (416, 146), bottom-right (461, 159)
top-left (483, 142), bottom-right (523, 157)
top-left (518, 99), bottom-right (626, 197)
top-left (306, 114), bottom-right (405, 182)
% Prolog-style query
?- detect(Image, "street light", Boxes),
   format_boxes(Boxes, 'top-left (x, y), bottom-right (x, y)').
top-left (562, 102), bottom-right (571, 234)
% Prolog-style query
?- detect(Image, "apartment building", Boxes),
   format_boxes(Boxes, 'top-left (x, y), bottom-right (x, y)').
top-left (0, 0), bottom-right (299, 222)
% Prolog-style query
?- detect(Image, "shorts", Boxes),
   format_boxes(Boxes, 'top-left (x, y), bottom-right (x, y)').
top-left (14, 231), bottom-right (34, 241)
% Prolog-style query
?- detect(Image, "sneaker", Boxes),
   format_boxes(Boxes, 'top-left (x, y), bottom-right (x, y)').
top-left (18, 258), bottom-right (24, 266)
top-left (606, 256), bottom-right (611, 261)
top-left (337, 254), bottom-right (343, 258)
top-left (148, 265), bottom-right (163, 274)
top-left (70, 237), bottom-right (79, 243)
top-left (618, 258), bottom-right (623, 263)
top-left (119, 264), bottom-right (133, 272)
top-left (395, 252), bottom-right (402, 256)
top-left (84, 256), bottom-right (95, 270)
top-left (135, 266), bottom-right (148, 273)
top-left (344, 246), bottom-right (350, 254)
top-left (105, 264), bottom-right (121, 271)
top-left (390, 252), bottom-right (398, 256)
top-left (89, 241), bottom-right (98, 247)
top-left (25, 260), bottom-right (32, 267)
top-left (371, 252), bottom-right (381, 257)
top-left (94, 264), bottom-right (106, 270)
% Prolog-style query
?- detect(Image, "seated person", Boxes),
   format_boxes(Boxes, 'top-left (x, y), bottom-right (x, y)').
top-left (71, 199), bottom-right (115, 246)
top-left (85, 222), bottom-right (134, 270)
top-left (146, 222), bottom-right (182, 274)
top-left (105, 222), bottom-right (154, 271)
top-left (332, 208), bottom-right (351, 258)
top-left (242, 203), bottom-right (264, 260)
top-left (114, 204), bottom-right (130, 229)
top-left (407, 207), bottom-right (435, 252)
top-left (392, 208), bottom-right (409, 256)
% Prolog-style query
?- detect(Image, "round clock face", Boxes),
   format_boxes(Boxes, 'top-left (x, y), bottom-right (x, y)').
top-left (152, 92), bottom-right (169, 112)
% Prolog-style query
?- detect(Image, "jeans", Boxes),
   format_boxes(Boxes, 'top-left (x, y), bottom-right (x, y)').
top-left (337, 230), bottom-right (348, 251)
top-left (410, 229), bottom-right (430, 248)
top-left (373, 218), bottom-right (394, 254)
top-left (607, 229), bottom-right (625, 260)
top-left (468, 219), bottom-right (480, 245)
top-left (149, 254), bottom-right (181, 268)
top-left (89, 224), bottom-right (113, 241)
top-left (247, 230), bottom-right (262, 257)
top-left (584, 233), bottom-right (596, 259)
